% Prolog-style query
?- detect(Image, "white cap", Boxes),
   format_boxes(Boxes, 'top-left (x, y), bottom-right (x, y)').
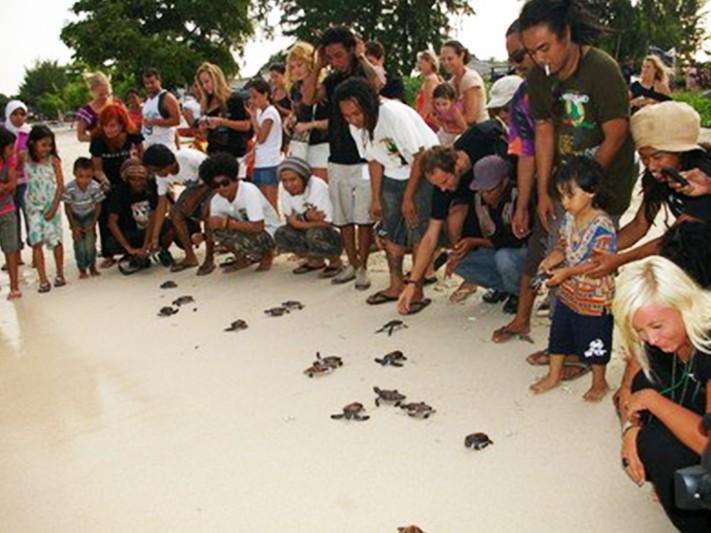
top-left (486, 75), bottom-right (524, 109)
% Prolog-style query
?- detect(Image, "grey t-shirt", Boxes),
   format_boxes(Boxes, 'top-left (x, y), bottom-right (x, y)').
top-left (62, 180), bottom-right (105, 218)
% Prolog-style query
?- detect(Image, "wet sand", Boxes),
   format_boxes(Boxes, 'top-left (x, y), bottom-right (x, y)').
top-left (0, 129), bottom-right (671, 532)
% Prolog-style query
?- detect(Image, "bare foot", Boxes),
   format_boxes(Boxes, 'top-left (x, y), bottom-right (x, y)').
top-left (100, 257), bottom-right (116, 269)
top-left (90, 267), bottom-right (101, 277)
top-left (530, 373), bottom-right (562, 395)
top-left (79, 271), bottom-right (89, 279)
top-left (255, 257), bottom-right (273, 271)
top-left (583, 383), bottom-right (610, 402)
top-left (6, 289), bottom-right (22, 301)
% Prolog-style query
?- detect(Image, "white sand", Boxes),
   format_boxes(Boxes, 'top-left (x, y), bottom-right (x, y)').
top-left (0, 129), bottom-right (672, 532)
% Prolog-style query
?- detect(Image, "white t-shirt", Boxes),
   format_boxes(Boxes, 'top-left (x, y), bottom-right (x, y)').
top-left (350, 99), bottom-right (439, 180)
top-left (254, 105), bottom-right (283, 168)
top-left (452, 68), bottom-right (489, 124)
top-left (182, 97), bottom-right (201, 121)
top-left (278, 176), bottom-right (333, 223)
top-left (142, 90), bottom-right (177, 149)
top-left (156, 148), bottom-right (207, 196)
top-left (210, 181), bottom-right (279, 236)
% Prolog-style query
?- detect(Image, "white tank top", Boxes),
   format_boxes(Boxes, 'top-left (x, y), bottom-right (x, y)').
top-left (142, 90), bottom-right (176, 148)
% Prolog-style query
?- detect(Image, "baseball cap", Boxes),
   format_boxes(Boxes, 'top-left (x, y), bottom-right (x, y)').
top-left (470, 155), bottom-right (512, 191)
top-left (630, 101), bottom-right (702, 152)
top-left (486, 75), bottom-right (524, 109)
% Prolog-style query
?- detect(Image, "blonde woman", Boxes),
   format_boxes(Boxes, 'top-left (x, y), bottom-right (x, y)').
top-left (614, 256), bottom-right (711, 532)
top-left (194, 62), bottom-right (252, 159)
top-left (76, 72), bottom-right (114, 143)
top-left (629, 55), bottom-right (672, 112)
top-left (415, 50), bottom-right (442, 131)
top-left (284, 41), bottom-right (329, 180)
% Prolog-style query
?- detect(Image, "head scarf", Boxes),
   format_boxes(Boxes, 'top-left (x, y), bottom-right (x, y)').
top-left (4, 100), bottom-right (30, 135)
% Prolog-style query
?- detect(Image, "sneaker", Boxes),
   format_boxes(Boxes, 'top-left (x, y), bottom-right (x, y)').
top-left (503, 294), bottom-right (519, 314)
top-left (482, 289), bottom-right (508, 304)
top-left (331, 264), bottom-right (356, 284)
top-left (354, 267), bottom-right (371, 290)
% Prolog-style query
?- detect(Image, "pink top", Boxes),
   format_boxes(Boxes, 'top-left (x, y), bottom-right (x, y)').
top-left (14, 131), bottom-right (29, 185)
top-left (433, 100), bottom-right (465, 133)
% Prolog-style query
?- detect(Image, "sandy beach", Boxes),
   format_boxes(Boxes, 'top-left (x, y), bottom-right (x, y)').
top-left (0, 129), bottom-right (673, 532)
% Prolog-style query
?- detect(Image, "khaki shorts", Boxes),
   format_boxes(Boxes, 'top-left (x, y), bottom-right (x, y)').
top-left (328, 162), bottom-right (372, 227)
top-left (0, 211), bottom-right (19, 254)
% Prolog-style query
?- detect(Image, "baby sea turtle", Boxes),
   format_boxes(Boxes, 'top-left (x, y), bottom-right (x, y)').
top-left (160, 280), bottom-right (178, 289)
top-left (158, 306), bottom-right (178, 317)
top-left (282, 300), bottom-right (304, 311)
top-left (264, 306), bottom-right (288, 317)
top-left (400, 402), bottom-right (436, 419)
top-left (172, 295), bottom-right (195, 307)
top-left (529, 271), bottom-right (551, 292)
top-left (224, 319), bottom-right (248, 332)
top-left (465, 432), bottom-right (493, 450)
top-left (316, 352), bottom-right (343, 370)
top-left (330, 402), bottom-right (370, 421)
top-left (303, 361), bottom-right (333, 378)
top-left (373, 386), bottom-right (406, 407)
top-left (374, 350), bottom-right (407, 367)
top-left (375, 319), bottom-right (408, 336)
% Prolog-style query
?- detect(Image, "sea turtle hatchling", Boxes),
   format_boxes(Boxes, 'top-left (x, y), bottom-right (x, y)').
top-left (160, 280), bottom-right (178, 289)
top-left (264, 306), bottom-right (289, 317)
top-left (400, 402), bottom-right (436, 419)
top-left (224, 319), bottom-right (248, 332)
top-left (282, 300), bottom-right (304, 311)
top-left (315, 352), bottom-right (343, 370)
top-left (303, 361), bottom-right (333, 378)
top-left (465, 432), bottom-right (493, 450)
top-left (374, 350), bottom-right (407, 367)
top-left (172, 295), bottom-right (195, 307)
top-left (330, 402), bottom-right (370, 421)
top-left (375, 319), bottom-right (408, 336)
top-left (373, 386), bottom-right (406, 407)
top-left (157, 306), bottom-right (178, 317)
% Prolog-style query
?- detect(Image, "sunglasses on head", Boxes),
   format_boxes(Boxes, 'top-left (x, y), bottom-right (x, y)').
top-left (508, 49), bottom-right (527, 64)
top-left (211, 178), bottom-right (231, 189)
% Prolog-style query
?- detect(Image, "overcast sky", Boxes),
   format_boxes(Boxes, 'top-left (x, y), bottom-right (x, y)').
top-left (1, 1), bottom-right (707, 96)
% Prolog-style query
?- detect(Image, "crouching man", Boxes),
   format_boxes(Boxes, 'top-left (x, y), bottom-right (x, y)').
top-left (275, 156), bottom-right (343, 277)
top-left (201, 153), bottom-right (280, 272)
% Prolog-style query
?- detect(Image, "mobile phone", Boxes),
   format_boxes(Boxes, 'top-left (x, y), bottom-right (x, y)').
top-left (661, 166), bottom-right (690, 188)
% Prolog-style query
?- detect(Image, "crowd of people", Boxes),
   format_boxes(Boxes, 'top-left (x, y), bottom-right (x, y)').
top-left (1, 0), bottom-right (711, 530)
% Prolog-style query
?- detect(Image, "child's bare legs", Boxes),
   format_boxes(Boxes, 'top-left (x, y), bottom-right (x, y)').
top-left (583, 365), bottom-right (609, 402)
top-left (33, 245), bottom-right (49, 288)
top-left (53, 243), bottom-right (65, 282)
top-left (530, 353), bottom-right (566, 394)
top-left (78, 269), bottom-right (89, 279)
top-left (89, 263), bottom-right (100, 276)
top-left (4, 251), bottom-right (21, 299)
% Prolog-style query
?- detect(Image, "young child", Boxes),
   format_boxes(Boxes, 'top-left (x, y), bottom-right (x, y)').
top-left (246, 77), bottom-right (282, 210)
top-left (62, 157), bottom-right (105, 278)
top-left (530, 156), bottom-right (616, 402)
top-left (0, 127), bottom-right (21, 299)
top-left (432, 83), bottom-right (467, 146)
top-left (25, 125), bottom-right (65, 292)
top-left (4, 100), bottom-right (31, 256)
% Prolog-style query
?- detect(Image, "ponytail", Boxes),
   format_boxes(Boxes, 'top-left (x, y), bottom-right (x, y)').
top-left (442, 40), bottom-right (471, 64)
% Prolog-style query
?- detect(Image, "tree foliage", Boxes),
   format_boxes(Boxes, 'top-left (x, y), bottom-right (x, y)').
top-left (270, 0), bottom-right (475, 75)
top-left (18, 60), bottom-right (70, 118)
top-left (60, 0), bottom-right (255, 89)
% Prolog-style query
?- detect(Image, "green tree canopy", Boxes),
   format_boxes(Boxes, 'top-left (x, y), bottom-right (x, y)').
top-left (60, 0), bottom-right (255, 89)
top-left (18, 60), bottom-right (70, 118)
top-left (270, 0), bottom-right (475, 75)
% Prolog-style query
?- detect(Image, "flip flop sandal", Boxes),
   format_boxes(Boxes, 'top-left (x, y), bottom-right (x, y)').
top-left (562, 363), bottom-right (592, 382)
top-left (318, 265), bottom-right (342, 279)
top-left (449, 284), bottom-right (478, 303)
top-left (196, 263), bottom-right (216, 276)
top-left (526, 350), bottom-right (550, 366)
top-left (292, 263), bottom-right (324, 274)
top-left (170, 262), bottom-right (198, 273)
top-left (366, 290), bottom-right (399, 305)
top-left (38, 282), bottom-right (51, 293)
top-left (406, 298), bottom-right (432, 315)
top-left (118, 256), bottom-right (142, 276)
top-left (492, 325), bottom-right (533, 344)
top-left (54, 276), bottom-right (67, 287)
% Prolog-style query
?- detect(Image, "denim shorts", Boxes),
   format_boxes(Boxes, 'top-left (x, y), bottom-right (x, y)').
top-left (252, 166), bottom-right (279, 186)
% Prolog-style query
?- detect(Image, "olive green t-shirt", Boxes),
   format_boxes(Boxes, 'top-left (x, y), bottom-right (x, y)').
top-left (528, 47), bottom-right (637, 216)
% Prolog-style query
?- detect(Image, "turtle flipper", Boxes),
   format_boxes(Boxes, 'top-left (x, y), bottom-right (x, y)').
top-left (331, 414), bottom-right (345, 420)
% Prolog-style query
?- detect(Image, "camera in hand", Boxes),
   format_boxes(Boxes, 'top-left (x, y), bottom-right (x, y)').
top-left (675, 413), bottom-right (711, 510)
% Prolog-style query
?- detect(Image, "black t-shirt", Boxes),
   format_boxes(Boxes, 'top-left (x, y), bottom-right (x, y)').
top-left (641, 343), bottom-right (711, 417)
top-left (290, 82), bottom-right (329, 145)
top-left (642, 149), bottom-right (711, 224)
top-left (430, 119), bottom-right (509, 220)
top-left (206, 92), bottom-right (252, 158)
top-left (474, 182), bottom-right (528, 249)
top-left (629, 81), bottom-right (672, 104)
top-left (323, 65), bottom-right (370, 165)
top-left (109, 181), bottom-right (158, 235)
top-left (381, 73), bottom-right (405, 101)
top-left (89, 133), bottom-right (144, 186)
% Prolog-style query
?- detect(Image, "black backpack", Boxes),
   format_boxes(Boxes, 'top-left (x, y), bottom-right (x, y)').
top-left (157, 91), bottom-right (171, 119)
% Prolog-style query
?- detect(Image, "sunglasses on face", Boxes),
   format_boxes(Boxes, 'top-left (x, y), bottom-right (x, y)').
top-left (211, 178), bottom-right (231, 189)
top-left (508, 49), bottom-right (527, 64)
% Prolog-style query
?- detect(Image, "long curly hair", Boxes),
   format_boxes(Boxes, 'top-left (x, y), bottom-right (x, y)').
top-left (194, 62), bottom-right (233, 113)
top-left (93, 103), bottom-right (137, 147)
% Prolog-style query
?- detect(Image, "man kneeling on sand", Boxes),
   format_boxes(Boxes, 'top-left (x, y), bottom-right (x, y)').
top-left (274, 156), bottom-right (343, 276)
top-left (201, 153), bottom-right (280, 272)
